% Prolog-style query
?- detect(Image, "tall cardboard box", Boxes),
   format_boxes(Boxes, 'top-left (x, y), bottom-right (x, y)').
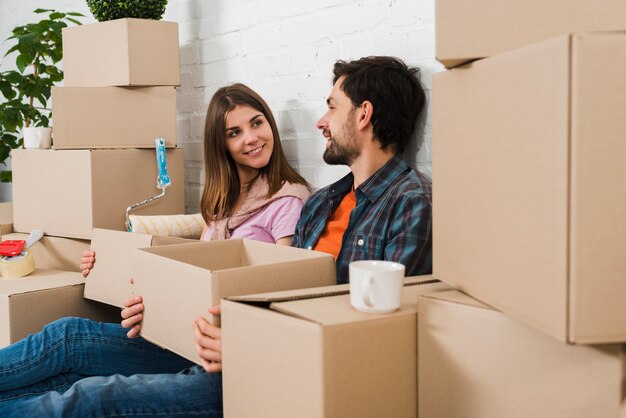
top-left (0, 269), bottom-right (119, 348)
top-left (84, 228), bottom-right (192, 307)
top-left (132, 239), bottom-right (337, 363)
top-left (12, 149), bottom-right (184, 239)
top-left (433, 33), bottom-right (626, 344)
top-left (418, 290), bottom-right (626, 418)
top-left (63, 18), bottom-right (180, 87)
top-left (436, 0), bottom-right (626, 67)
top-left (52, 86), bottom-right (177, 149)
top-left (221, 277), bottom-right (449, 418)
top-left (2, 232), bottom-right (89, 273)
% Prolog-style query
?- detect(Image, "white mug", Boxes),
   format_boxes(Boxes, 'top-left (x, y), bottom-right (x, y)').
top-left (23, 127), bottom-right (52, 149)
top-left (349, 260), bottom-right (405, 313)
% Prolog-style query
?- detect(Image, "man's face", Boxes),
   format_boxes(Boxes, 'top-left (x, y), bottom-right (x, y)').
top-left (317, 76), bottom-right (360, 166)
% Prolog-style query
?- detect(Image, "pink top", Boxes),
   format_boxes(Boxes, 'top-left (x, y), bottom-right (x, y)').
top-left (201, 196), bottom-right (304, 243)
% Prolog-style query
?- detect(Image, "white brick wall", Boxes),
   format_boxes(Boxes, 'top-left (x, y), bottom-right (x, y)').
top-left (0, 0), bottom-right (442, 213)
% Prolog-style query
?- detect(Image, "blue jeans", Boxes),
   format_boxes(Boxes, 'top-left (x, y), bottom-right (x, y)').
top-left (0, 317), bottom-right (223, 417)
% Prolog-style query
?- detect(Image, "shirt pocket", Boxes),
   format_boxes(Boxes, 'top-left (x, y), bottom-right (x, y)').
top-left (352, 234), bottom-right (386, 260)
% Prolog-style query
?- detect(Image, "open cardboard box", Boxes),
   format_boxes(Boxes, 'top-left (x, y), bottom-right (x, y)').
top-left (12, 149), bottom-right (185, 239)
top-left (221, 276), bottom-right (449, 418)
top-left (433, 32), bottom-right (626, 344)
top-left (418, 290), bottom-right (626, 418)
top-left (0, 268), bottom-right (119, 348)
top-left (84, 228), bottom-right (192, 308)
top-left (62, 18), bottom-right (180, 87)
top-left (133, 239), bottom-right (337, 363)
top-left (3, 232), bottom-right (90, 273)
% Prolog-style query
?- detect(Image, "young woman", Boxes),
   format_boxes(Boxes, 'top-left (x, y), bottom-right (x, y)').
top-left (0, 83), bottom-right (309, 417)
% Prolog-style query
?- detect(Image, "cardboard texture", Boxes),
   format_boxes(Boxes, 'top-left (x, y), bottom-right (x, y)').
top-left (52, 86), bottom-right (177, 149)
top-left (84, 228), bottom-right (192, 307)
top-left (221, 277), bottom-right (449, 418)
top-left (63, 18), bottom-right (180, 86)
top-left (12, 149), bottom-right (185, 239)
top-left (436, 0), bottom-right (626, 67)
top-left (0, 202), bottom-right (13, 235)
top-left (0, 268), bottom-right (120, 348)
top-left (132, 239), bottom-right (337, 363)
top-left (433, 33), bottom-right (626, 344)
top-left (418, 290), bottom-right (626, 418)
top-left (2, 232), bottom-right (89, 273)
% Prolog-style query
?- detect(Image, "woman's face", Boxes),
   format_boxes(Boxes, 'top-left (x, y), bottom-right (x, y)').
top-left (224, 104), bottom-right (274, 182)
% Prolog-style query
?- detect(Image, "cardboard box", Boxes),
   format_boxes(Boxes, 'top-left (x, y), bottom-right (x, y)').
top-left (0, 268), bottom-right (120, 348)
top-left (433, 33), bottom-right (626, 344)
top-left (436, 0), bottom-right (626, 67)
top-left (12, 149), bottom-right (184, 239)
top-left (84, 228), bottom-right (192, 307)
top-left (2, 232), bottom-right (89, 273)
top-left (418, 290), bottom-right (626, 418)
top-left (221, 276), bottom-right (449, 418)
top-left (63, 18), bottom-right (180, 87)
top-left (52, 86), bottom-right (177, 149)
top-left (132, 239), bottom-right (337, 363)
top-left (0, 202), bottom-right (13, 235)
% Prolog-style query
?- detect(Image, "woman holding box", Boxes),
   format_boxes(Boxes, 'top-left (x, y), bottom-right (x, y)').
top-left (0, 83), bottom-right (309, 417)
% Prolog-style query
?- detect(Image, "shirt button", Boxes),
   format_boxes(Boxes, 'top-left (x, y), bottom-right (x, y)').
top-left (307, 246), bottom-right (312, 250)
top-left (357, 239), bottom-right (364, 246)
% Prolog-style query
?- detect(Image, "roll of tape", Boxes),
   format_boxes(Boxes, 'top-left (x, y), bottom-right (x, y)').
top-left (0, 249), bottom-right (36, 278)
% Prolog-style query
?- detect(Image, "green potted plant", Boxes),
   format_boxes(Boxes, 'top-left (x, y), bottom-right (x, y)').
top-left (0, 8), bottom-right (83, 182)
top-left (86, 0), bottom-right (169, 22)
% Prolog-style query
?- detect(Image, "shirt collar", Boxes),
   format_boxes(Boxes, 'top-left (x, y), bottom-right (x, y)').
top-left (357, 155), bottom-right (409, 203)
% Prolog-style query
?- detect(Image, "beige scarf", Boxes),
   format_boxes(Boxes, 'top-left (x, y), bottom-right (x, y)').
top-left (211, 176), bottom-right (310, 241)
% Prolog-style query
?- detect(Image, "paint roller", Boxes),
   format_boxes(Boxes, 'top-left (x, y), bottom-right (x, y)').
top-left (125, 138), bottom-right (171, 232)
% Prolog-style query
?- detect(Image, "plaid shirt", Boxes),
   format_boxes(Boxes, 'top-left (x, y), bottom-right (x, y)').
top-left (292, 155), bottom-right (432, 284)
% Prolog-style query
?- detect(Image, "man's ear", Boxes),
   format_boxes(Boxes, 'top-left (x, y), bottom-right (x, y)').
top-left (356, 100), bottom-right (374, 131)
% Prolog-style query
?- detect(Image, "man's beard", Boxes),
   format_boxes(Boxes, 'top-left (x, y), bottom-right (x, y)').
top-left (322, 124), bottom-right (359, 166)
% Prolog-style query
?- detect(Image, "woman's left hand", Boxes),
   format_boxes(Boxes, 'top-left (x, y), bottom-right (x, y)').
top-left (194, 304), bottom-right (223, 373)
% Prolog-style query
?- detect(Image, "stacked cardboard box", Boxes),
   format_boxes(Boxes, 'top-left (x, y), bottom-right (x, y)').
top-left (12, 18), bottom-right (184, 240)
top-left (429, 4), bottom-right (626, 417)
top-left (2, 19), bottom-right (186, 345)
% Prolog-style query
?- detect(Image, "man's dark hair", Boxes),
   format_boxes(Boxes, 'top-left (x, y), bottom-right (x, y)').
top-left (333, 56), bottom-right (425, 154)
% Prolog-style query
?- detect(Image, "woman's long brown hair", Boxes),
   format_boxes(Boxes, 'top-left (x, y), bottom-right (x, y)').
top-left (200, 83), bottom-right (308, 225)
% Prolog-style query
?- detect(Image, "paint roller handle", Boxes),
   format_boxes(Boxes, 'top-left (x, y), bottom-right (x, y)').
top-left (155, 138), bottom-right (171, 189)
top-left (25, 230), bottom-right (44, 249)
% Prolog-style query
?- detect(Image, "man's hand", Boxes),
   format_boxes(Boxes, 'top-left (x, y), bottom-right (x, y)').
top-left (121, 295), bottom-right (144, 338)
top-left (79, 250), bottom-right (96, 278)
top-left (194, 304), bottom-right (222, 373)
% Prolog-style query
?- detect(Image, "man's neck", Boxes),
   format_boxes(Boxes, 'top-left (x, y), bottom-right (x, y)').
top-left (350, 148), bottom-right (396, 189)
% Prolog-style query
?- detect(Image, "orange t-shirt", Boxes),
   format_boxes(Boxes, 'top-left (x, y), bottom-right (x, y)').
top-left (313, 189), bottom-right (356, 259)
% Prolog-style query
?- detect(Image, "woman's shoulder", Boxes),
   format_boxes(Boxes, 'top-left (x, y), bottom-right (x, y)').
top-left (275, 181), bottom-right (311, 202)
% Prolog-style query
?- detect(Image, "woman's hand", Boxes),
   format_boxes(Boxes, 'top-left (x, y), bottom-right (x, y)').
top-left (79, 250), bottom-right (96, 278)
top-left (194, 304), bottom-right (223, 373)
top-left (121, 295), bottom-right (144, 339)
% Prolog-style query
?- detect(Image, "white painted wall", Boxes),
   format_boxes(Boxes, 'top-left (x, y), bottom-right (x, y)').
top-left (0, 0), bottom-right (442, 212)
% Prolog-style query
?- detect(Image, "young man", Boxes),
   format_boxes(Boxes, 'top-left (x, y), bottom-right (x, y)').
top-left (0, 56), bottom-right (431, 417)
top-left (292, 56), bottom-right (432, 282)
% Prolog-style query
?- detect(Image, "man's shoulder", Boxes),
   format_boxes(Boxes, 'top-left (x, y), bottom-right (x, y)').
top-left (390, 166), bottom-right (432, 197)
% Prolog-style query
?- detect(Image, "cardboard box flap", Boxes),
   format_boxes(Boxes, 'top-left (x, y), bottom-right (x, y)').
top-left (269, 280), bottom-right (450, 326)
top-left (140, 239), bottom-right (335, 272)
top-left (139, 240), bottom-right (241, 271)
top-left (0, 269), bottom-right (84, 296)
top-left (419, 289), bottom-right (494, 310)
top-left (227, 275), bottom-right (439, 303)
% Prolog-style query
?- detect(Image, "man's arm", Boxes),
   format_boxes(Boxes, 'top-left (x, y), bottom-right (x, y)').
top-left (384, 193), bottom-right (432, 276)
